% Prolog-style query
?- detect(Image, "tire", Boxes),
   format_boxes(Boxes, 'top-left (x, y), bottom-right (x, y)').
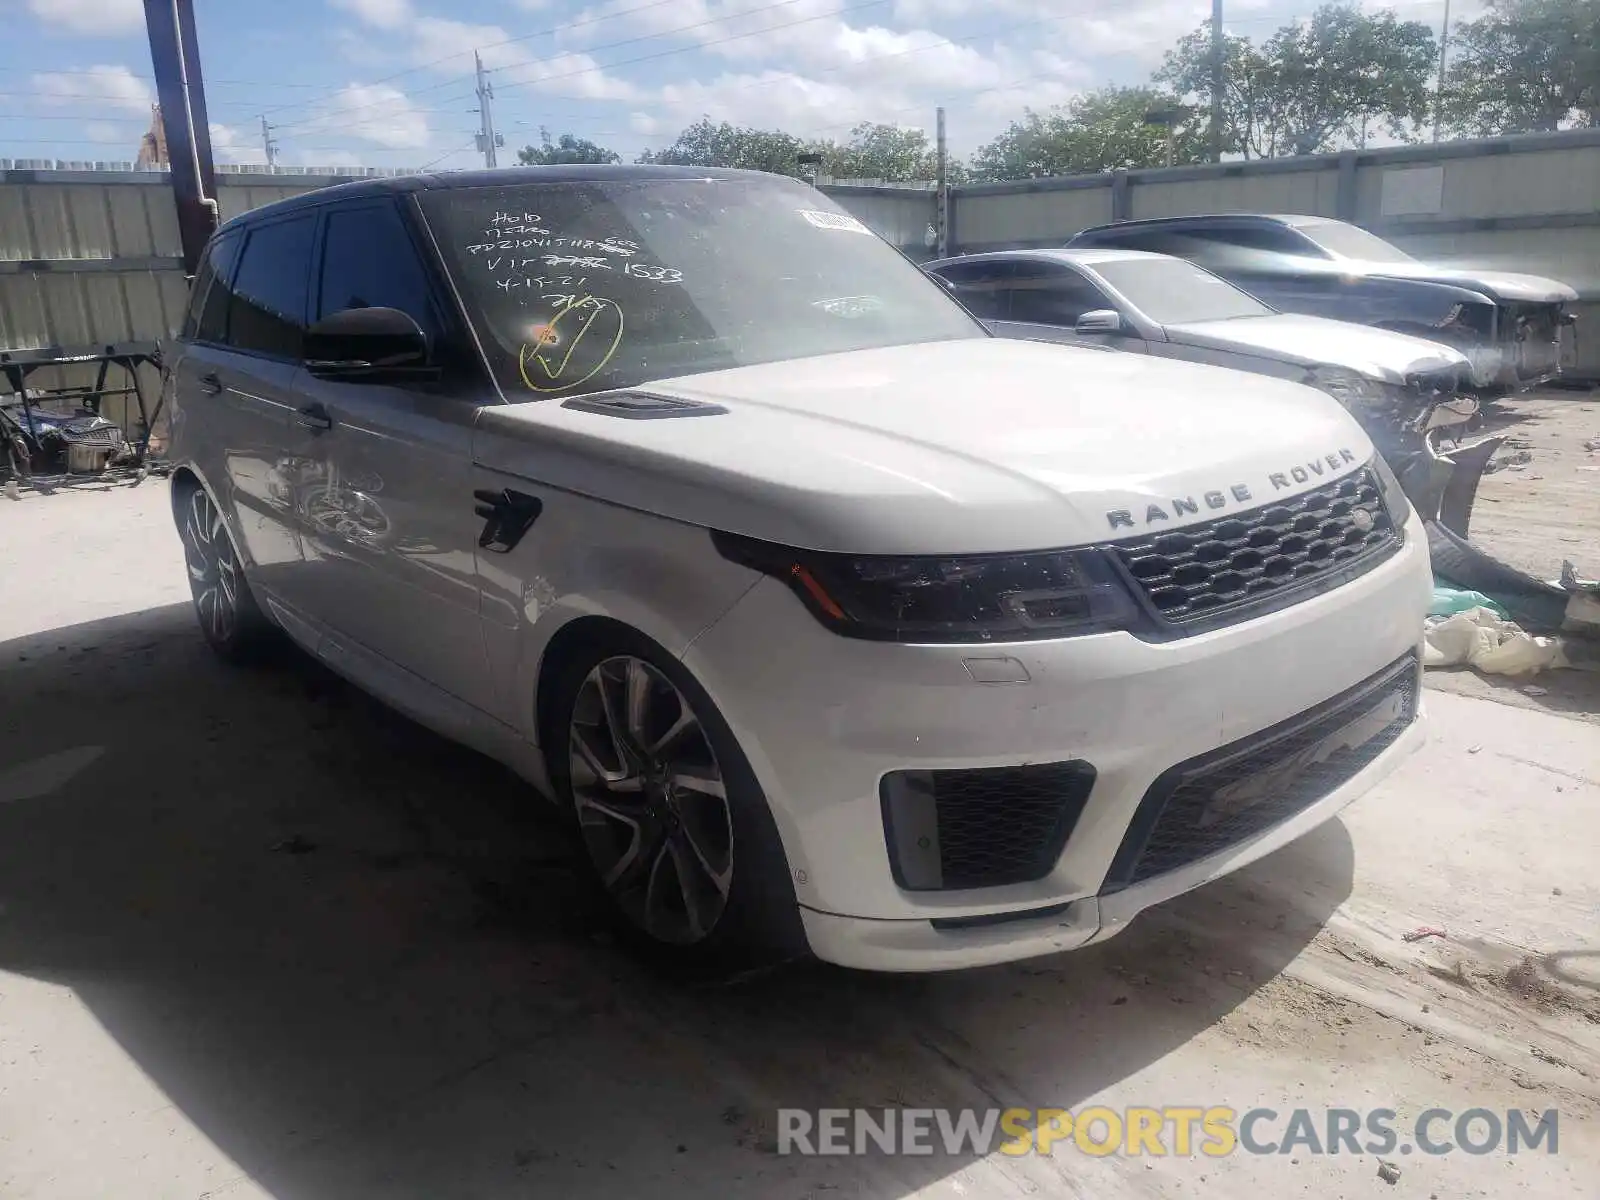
top-left (547, 629), bottom-right (807, 972)
top-left (1426, 521), bottom-right (1570, 632)
top-left (175, 480), bottom-right (278, 662)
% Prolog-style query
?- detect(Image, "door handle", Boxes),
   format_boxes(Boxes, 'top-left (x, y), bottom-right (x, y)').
top-left (296, 402), bottom-right (334, 432)
top-left (198, 372), bottom-right (223, 395)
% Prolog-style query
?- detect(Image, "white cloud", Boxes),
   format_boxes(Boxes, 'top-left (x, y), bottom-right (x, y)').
top-left (27, 0), bottom-right (144, 36)
top-left (208, 122), bottom-right (260, 165)
top-left (320, 83), bottom-right (430, 148)
top-left (409, 17), bottom-right (640, 101)
top-left (33, 65), bottom-right (153, 116)
top-left (330, 0), bottom-right (414, 29)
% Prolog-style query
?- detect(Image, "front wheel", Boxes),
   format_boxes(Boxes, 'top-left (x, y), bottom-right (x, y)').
top-left (550, 635), bottom-right (806, 969)
top-left (177, 482), bottom-right (277, 662)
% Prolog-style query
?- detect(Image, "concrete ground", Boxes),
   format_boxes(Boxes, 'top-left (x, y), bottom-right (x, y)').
top-left (1, 479), bottom-right (1597, 1200)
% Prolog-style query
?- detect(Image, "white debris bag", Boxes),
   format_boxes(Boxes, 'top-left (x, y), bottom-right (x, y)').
top-left (1422, 606), bottom-right (1569, 676)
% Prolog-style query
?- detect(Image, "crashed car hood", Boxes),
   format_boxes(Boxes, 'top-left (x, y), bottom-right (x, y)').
top-left (1342, 260), bottom-right (1577, 305)
top-left (1166, 313), bottom-right (1468, 384)
top-left (475, 338), bottom-right (1377, 555)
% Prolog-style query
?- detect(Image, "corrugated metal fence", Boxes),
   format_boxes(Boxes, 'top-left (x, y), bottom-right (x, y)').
top-left (5, 130), bottom-right (1599, 412)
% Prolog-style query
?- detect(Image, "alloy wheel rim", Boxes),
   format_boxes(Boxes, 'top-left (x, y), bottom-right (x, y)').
top-left (568, 656), bottom-right (733, 946)
top-left (182, 488), bottom-right (239, 644)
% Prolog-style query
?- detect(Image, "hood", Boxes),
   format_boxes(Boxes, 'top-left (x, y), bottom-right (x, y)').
top-left (1344, 260), bottom-right (1578, 305)
top-left (474, 338), bottom-right (1377, 555)
top-left (1166, 313), bottom-right (1468, 384)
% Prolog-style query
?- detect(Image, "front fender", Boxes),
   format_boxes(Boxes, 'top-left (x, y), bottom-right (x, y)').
top-left (469, 466), bottom-right (762, 748)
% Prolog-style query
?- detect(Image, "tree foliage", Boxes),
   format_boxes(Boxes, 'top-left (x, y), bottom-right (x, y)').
top-left (636, 117), bottom-right (819, 176)
top-left (636, 117), bottom-right (959, 182)
top-left (1158, 4), bottom-right (1436, 157)
top-left (1442, 0), bottom-right (1600, 135)
top-left (516, 128), bottom-right (620, 166)
top-left (970, 87), bottom-right (1204, 181)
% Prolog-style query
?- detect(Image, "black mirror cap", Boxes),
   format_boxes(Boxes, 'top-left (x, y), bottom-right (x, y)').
top-left (305, 306), bottom-right (430, 377)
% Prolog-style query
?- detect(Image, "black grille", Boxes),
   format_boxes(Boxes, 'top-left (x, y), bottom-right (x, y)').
top-left (1102, 653), bottom-right (1420, 892)
top-left (882, 761), bottom-right (1096, 892)
top-left (1110, 469), bottom-right (1399, 628)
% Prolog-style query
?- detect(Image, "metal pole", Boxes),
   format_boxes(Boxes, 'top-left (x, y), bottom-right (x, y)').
top-left (475, 51), bottom-right (498, 169)
top-left (935, 106), bottom-right (948, 258)
top-left (1210, 0), bottom-right (1225, 162)
top-left (142, 0), bottom-right (218, 273)
top-left (1432, 0), bottom-right (1452, 143)
top-left (259, 114), bottom-right (278, 168)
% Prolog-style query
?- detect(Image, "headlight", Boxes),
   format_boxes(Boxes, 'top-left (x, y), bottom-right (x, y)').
top-left (1306, 367), bottom-right (1397, 411)
top-left (711, 532), bottom-right (1140, 642)
top-left (1370, 452), bottom-right (1413, 530)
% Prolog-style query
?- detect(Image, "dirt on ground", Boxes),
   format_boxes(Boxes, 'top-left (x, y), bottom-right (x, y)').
top-left (1, 479), bottom-right (1596, 1200)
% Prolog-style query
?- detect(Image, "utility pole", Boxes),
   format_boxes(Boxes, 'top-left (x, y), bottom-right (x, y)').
top-left (259, 114), bottom-right (278, 169)
top-left (473, 50), bottom-right (502, 169)
top-left (1432, 0), bottom-right (1452, 143)
top-left (1209, 0), bottom-right (1225, 163)
top-left (935, 105), bottom-right (949, 258)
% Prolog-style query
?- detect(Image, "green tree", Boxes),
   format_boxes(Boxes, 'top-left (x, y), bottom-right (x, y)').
top-left (1159, 4), bottom-right (1437, 157)
top-left (826, 122), bottom-right (964, 183)
top-left (970, 87), bottom-right (1204, 181)
top-left (1156, 29), bottom-right (1270, 158)
top-left (516, 128), bottom-right (620, 166)
top-left (1442, 0), bottom-right (1600, 135)
top-left (637, 117), bottom-right (824, 176)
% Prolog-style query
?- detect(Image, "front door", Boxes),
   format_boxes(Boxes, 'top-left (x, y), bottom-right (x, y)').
top-left (282, 198), bottom-right (497, 715)
top-left (998, 262), bottom-right (1150, 354)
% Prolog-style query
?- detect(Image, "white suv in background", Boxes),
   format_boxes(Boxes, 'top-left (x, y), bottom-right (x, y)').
top-left (164, 166), bottom-right (1430, 972)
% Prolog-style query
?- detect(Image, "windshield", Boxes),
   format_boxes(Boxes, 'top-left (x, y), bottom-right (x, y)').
top-left (1295, 221), bottom-right (1414, 264)
top-left (1090, 257), bottom-right (1274, 325)
top-left (418, 176), bottom-right (983, 398)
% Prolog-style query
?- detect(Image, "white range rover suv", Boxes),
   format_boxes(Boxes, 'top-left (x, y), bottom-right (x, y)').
top-left (164, 166), bottom-right (1430, 972)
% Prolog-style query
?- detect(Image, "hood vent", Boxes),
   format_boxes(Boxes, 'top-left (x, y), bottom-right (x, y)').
top-left (561, 392), bottom-right (728, 420)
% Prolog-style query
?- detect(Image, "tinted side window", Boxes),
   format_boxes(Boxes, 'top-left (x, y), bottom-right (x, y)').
top-left (929, 262), bottom-right (1013, 320)
top-left (1192, 225), bottom-right (1319, 255)
top-left (194, 232), bottom-right (242, 343)
top-left (228, 215), bottom-right (317, 358)
top-left (316, 202), bottom-right (442, 339)
top-left (1006, 264), bottom-right (1111, 326)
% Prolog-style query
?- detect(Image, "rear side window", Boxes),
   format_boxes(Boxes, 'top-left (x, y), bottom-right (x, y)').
top-left (193, 232), bottom-right (242, 343)
top-left (315, 202), bottom-right (442, 340)
top-left (228, 214), bottom-right (317, 358)
top-left (930, 261), bottom-right (1013, 320)
top-left (1190, 225), bottom-right (1319, 255)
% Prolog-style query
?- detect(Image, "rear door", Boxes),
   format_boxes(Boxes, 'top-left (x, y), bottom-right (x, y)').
top-left (172, 214), bottom-right (317, 599)
top-left (283, 196), bottom-right (498, 714)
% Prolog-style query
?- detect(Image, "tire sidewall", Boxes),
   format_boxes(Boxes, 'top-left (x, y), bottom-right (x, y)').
top-left (547, 628), bottom-right (808, 973)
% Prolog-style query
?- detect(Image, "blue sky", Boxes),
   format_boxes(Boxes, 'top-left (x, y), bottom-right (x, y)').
top-left (1, 0), bottom-right (1461, 170)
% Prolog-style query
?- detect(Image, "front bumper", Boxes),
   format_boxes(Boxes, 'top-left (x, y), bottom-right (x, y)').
top-left (682, 514), bottom-right (1432, 971)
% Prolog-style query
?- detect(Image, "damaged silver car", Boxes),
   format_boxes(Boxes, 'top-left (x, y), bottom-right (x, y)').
top-left (1065, 214), bottom-right (1578, 394)
top-left (925, 247), bottom-right (1480, 473)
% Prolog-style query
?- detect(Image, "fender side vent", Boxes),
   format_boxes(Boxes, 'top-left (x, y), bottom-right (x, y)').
top-left (561, 392), bottom-right (728, 420)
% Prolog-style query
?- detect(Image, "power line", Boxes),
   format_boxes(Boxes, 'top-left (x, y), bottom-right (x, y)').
top-left (272, 0), bottom-right (893, 134)
top-left (253, 0), bottom-right (690, 122)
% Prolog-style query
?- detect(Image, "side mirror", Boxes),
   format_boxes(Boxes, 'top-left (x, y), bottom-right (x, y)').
top-left (304, 307), bottom-right (432, 381)
top-left (1075, 309), bottom-right (1126, 336)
